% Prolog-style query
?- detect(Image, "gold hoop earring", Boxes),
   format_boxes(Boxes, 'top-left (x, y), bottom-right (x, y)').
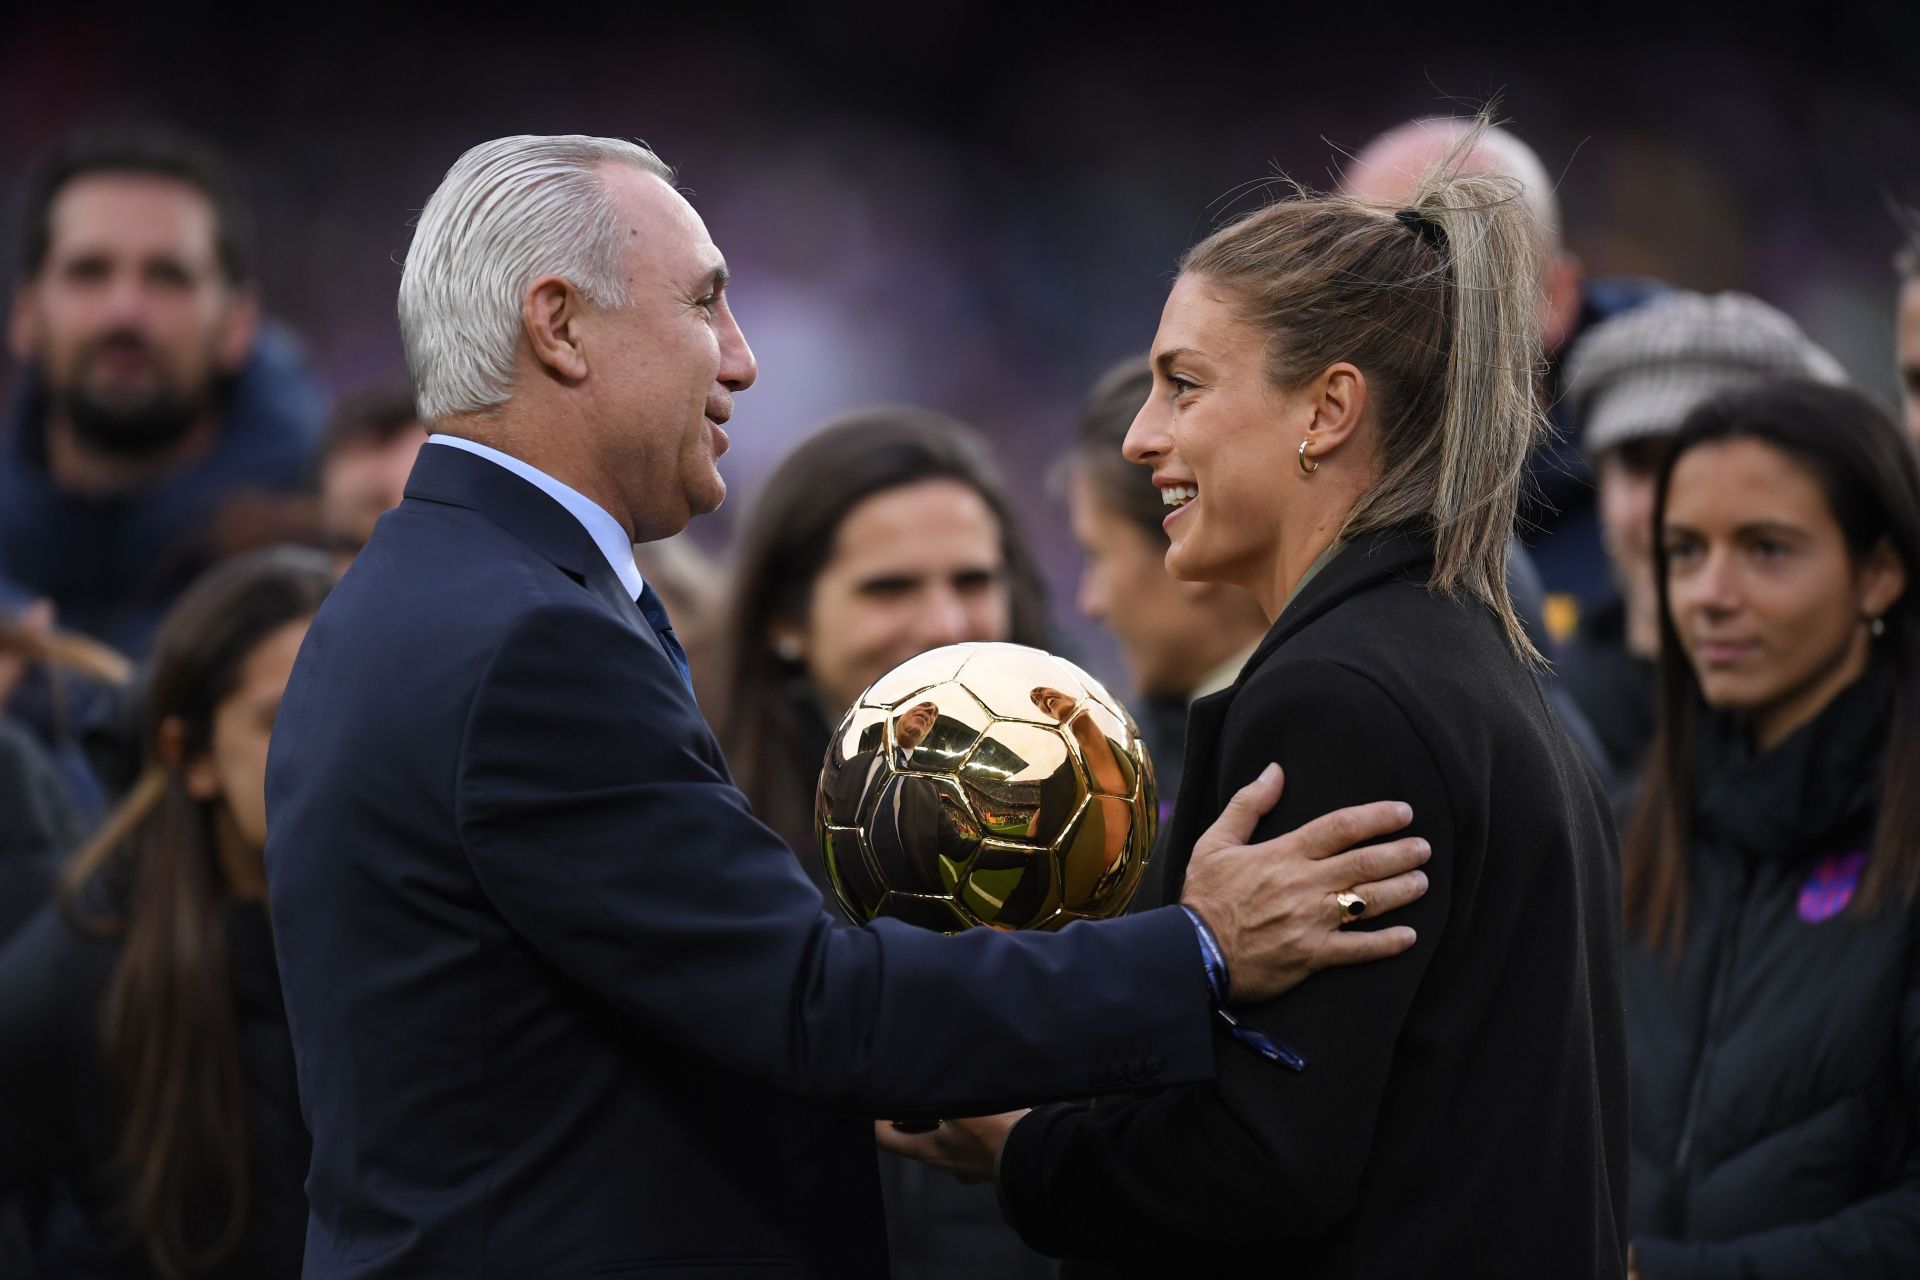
top-left (1298, 438), bottom-right (1319, 474)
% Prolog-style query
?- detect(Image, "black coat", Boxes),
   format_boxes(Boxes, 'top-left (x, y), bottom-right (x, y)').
top-left (1624, 666), bottom-right (1920, 1278)
top-left (0, 895), bottom-right (310, 1278)
top-left (996, 525), bottom-right (1629, 1277)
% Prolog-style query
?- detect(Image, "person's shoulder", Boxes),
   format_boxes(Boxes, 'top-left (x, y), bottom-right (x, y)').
top-left (220, 319), bottom-right (328, 453)
top-left (340, 498), bottom-right (589, 618)
top-left (1241, 581), bottom-right (1530, 743)
top-left (1294, 569), bottom-right (1506, 668)
top-left (1231, 650), bottom-right (1423, 747)
top-left (0, 897), bottom-right (118, 1022)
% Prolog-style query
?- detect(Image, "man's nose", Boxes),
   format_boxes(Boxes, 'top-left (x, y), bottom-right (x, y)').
top-left (102, 270), bottom-right (153, 325)
top-left (1076, 570), bottom-right (1107, 621)
top-left (719, 308), bottom-right (756, 392)
top-left (915, 590), bottom-right (973, 647)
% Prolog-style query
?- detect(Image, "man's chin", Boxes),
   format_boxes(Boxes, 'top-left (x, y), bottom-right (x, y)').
top-left (692, 473), bottom-right (727, 516)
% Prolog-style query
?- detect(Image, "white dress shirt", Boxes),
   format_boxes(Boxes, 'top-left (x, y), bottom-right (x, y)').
top-left (427, 435), bottom-right (644, 601)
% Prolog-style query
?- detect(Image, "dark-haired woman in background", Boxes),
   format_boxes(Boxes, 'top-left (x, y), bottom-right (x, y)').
top-left (711, 406), bottom-right (1054, 1280)
top-left (1623, 379), bottom-right (1920, 1278)
top-left (713, 406), bottom-right (1051, 886)
top-left (0, 548), bottom-right (334, 1279)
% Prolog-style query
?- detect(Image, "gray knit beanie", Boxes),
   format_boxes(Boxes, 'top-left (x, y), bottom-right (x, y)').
top-left (1566, 291), bottom-right (1846, 460)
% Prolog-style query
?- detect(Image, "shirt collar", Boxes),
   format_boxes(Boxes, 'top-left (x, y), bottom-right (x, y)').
top-left (426, 435), bottom-right (644, 601)
top-left (1187, 640), bottom-right (1262, 706)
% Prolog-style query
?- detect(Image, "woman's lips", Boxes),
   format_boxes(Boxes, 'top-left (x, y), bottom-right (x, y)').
top-left (1696, 638), bottom-right (1758, 666)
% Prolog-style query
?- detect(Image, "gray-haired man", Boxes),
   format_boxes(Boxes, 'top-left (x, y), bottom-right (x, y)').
top-left (263, 134), bottom-right (1432, 1277)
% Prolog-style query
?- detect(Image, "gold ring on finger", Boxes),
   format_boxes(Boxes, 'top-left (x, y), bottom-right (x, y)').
top-left (1335, 890), bottom-right (1368, 922)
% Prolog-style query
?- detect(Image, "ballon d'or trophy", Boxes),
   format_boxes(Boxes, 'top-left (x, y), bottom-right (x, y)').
top-left (816, 642), bottom-right (1158, 937)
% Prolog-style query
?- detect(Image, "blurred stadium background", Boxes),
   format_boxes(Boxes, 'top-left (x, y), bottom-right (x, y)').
top-left (4, 2), bottom-right (1916, 678)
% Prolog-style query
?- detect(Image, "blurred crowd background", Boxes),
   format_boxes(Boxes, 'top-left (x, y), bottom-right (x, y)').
top-left (4, 7), bottom-right (1916, 675)
top-left (4, 4), bottom-right (1920, 1278)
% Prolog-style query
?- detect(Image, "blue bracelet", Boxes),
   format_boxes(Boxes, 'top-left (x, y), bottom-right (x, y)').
top-left (1178, 906), bottom-right (1231, 1005)
top-left (1178, 907), bottom-right (1308, 1073)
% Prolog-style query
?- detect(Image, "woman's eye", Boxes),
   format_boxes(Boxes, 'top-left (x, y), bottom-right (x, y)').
top-left (1664, 539), bottom-right (1702, 565)
top-left (1169, 375), bottom-right (1196, 395)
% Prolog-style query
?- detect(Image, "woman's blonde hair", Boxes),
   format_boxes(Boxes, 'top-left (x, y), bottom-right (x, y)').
top-left (1181, 120), bottom-right (1547, 660)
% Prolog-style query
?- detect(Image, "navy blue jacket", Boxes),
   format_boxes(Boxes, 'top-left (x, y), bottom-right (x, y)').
top-left (264, 443), bottom-right (1215, 1278)
top-left (0, 321), bottom-right (325, 654)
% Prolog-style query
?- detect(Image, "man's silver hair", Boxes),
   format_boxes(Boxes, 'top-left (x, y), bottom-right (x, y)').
top-left (398, 135), bottom-right (673, 424)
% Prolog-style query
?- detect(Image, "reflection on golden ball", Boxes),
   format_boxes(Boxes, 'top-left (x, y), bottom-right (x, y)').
top-left (816, 642), bottom-right (1158, 932)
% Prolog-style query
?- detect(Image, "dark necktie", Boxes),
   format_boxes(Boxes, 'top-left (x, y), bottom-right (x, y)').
top-left (635, 581), bottom-right (693, 693)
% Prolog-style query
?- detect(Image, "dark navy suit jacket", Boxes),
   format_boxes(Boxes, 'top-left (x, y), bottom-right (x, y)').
top-left (264, 444), bottom-right (1214, 1278)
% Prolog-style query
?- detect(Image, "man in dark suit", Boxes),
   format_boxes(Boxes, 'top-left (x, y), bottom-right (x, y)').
top-left (264, 135), bottom-right (1432, 1278)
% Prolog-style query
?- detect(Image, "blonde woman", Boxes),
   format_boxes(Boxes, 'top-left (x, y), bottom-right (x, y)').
top-left (884, 132), bottom-right (1628, 1277)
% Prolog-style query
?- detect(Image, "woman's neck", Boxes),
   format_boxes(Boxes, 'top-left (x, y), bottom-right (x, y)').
top-left (1251, 515), bottom-right (1349, 621)
top-left (1748, 629), bottom-right (1874, 753)
top-left (213, 810), bottom-right (269, 901)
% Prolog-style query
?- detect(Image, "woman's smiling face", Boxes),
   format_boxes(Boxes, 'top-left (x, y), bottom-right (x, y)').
top-left (1123, 274), bottom-right (1318, 598)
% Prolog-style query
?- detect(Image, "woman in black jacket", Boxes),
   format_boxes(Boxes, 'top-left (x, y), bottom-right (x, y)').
top-left (0, 549), bottom-right (334, 1279)
top-left (1622, 379), bottom-right (1920, 1278)
top-left (882, 129), bottom-right (1627, 1276)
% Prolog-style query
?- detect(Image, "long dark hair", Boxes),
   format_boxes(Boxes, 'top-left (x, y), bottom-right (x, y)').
top-left (1624, 379), bottom-right (1920, 953)
top-left (60, 548), bottom-right (335, 1278)
top-left (1066, 356), bottom-right (1164, 543)
top-left (713, 407), bottom-right (1050, 855)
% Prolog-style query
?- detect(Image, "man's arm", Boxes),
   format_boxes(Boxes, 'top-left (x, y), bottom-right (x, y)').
top-left (457, 601), bottom-right (1227, 1115)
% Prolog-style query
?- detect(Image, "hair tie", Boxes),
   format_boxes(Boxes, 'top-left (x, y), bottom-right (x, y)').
top-left (1395, 208), bottom-right (1448, 256)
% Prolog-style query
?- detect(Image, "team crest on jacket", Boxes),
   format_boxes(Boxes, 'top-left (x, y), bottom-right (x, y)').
top-left (1798, 851), bottom-right (1867, 923)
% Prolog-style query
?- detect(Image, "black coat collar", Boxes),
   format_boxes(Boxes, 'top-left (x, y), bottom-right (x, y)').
top-left (1139, 524), bottom-right (1436, 909)
top-left (402, 442), bottom-right (641, 623)
top-left (1236, 523), bottom-right (1437, 687)
top-left (1693, 662), bottom-right (1890, 862)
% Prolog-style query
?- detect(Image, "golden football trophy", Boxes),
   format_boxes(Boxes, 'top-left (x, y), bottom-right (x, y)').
top-left (816, 642), bottom-right (1158, 932)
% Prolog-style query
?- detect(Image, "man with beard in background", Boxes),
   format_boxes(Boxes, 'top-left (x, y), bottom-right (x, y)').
top-left (3, 125), bottom-right (326, 655)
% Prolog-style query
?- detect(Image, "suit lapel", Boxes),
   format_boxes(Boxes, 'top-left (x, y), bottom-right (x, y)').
top-left (401, 444), bottom-right (672, 669)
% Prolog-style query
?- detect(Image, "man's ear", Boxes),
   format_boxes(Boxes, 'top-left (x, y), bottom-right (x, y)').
top-left (522, 275), bottom-right (590, 383)
top-left (8, 281), bottom-right (38, 364)
top-left (1542, 250), bottom-right (1585, 356)
top-left (217, 286), bottom-right (261, 374)
top-left (1301, 362), bottom-right (1370, 462)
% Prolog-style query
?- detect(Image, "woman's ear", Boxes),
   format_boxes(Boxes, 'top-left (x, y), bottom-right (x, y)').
top-left (158, 715), bottom-right (221, 802)
top-left (1859, 536), bottom-right (1908, 623)
top-left (1302, 362), bottom-right (1370, 460)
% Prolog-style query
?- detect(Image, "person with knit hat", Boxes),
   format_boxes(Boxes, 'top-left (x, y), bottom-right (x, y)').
top-left (1558, 290), bottom-right (1846, 790)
